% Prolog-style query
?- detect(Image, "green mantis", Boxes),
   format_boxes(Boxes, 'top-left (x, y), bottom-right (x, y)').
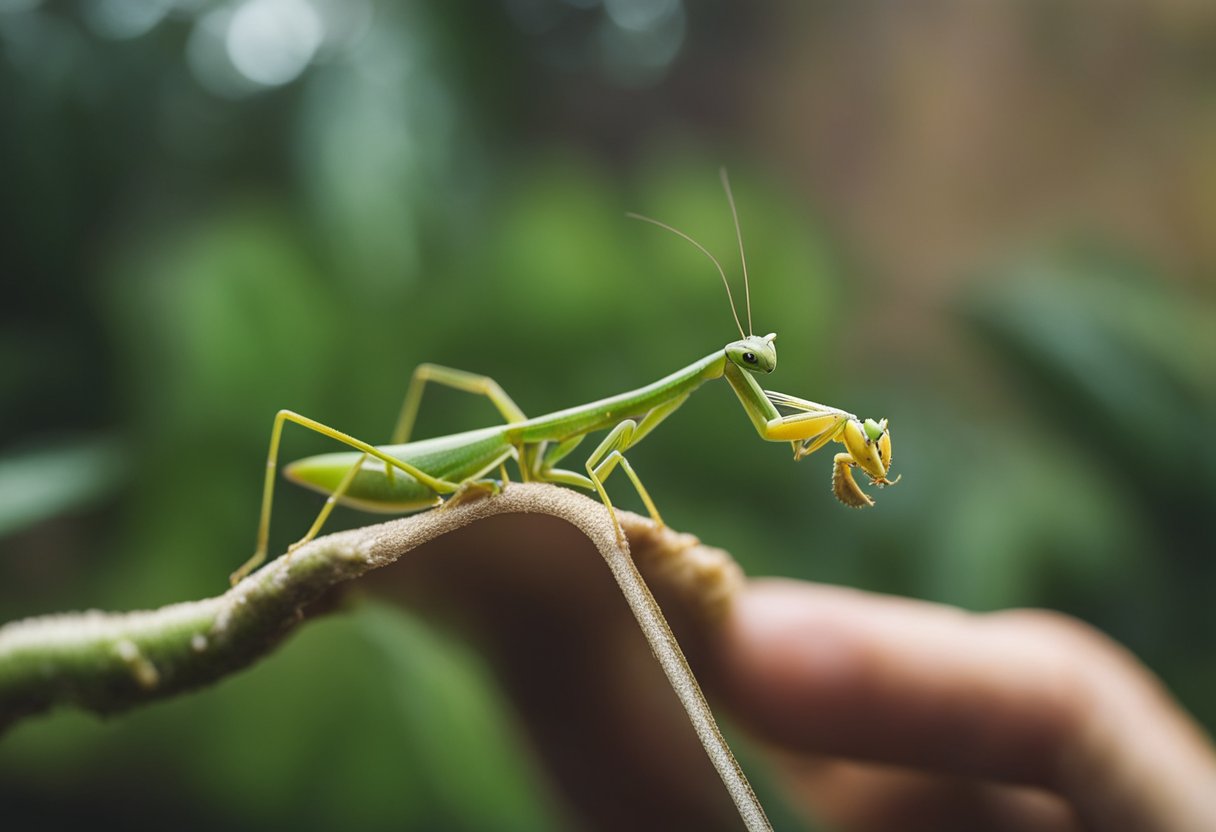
top-left (231, 171), bottom-right (898, 585)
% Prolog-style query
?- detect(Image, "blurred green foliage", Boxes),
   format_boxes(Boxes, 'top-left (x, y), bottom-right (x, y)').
top-left (1, 2), bottom-right (1213, 829)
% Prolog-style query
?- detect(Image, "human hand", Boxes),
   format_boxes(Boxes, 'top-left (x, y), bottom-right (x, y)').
top-left (715, 579), bottom-right (1216, 832)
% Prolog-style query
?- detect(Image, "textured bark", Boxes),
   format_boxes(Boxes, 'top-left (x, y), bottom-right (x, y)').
top-left (0, 483), bottom-right (769, 831)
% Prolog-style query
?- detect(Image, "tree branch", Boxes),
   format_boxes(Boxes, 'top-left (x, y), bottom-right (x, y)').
top-left (0, 483), bottom-right (770, 831)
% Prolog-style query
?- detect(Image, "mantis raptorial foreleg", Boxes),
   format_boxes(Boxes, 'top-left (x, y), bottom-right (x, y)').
top-left (832, 452), bottom-right (875, 508)
top-left (764, 389), bottom-right (897, 507)
top-left (392, 364), bottom-right (527, 444)
top-left (775, 410), bottom-right (849, 460)
top-left (233, 410), bottom-right (465, 585)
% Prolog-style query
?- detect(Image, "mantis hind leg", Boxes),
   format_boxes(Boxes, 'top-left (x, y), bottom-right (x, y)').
top-left (232, 410), bottom-right (463, 586)
top-left (392, 364), bottom-right (527, 444)
top-left (288, 452), bottom-right (374, 553)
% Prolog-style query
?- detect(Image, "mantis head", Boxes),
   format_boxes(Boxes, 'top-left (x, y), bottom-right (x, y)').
top-left (834, 416), bottom-right (900, 507)
top-left (726, 332), bottom-right (777, 374)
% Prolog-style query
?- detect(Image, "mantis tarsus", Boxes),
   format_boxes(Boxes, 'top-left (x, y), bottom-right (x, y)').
top-left (232, 170), bottom-right (898, 585)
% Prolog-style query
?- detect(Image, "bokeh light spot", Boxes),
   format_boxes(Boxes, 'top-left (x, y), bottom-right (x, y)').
top-left (226, 0), bottom-right (323, 88)
top-left (599, 0), bottom-right (684, 87)
top-left (82, 0), bottom-right (173, 40)
top-left (603, 0), bottom-right (678, 33)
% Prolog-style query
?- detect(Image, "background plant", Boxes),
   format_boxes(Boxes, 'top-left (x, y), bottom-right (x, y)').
top-left (1, 2), bottom-right (1213, 830)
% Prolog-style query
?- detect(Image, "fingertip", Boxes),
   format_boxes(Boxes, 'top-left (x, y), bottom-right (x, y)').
top-left (713, 579), bottom-right (1216, 831)
top-left (719, 580), bottom-right (890, 718)
top-left (714, 579), bottom-right (1082, 786)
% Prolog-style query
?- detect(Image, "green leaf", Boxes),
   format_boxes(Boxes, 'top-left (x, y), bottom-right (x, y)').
top-left (0, 437), bottom-right (125, 539)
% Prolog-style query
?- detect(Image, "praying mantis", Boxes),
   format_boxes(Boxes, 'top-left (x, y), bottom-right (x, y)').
top-left (231, 171), bottom-right (898, 585)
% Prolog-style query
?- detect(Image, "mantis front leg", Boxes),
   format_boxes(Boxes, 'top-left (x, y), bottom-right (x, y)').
top-left (724, 362), bottom-right (847, 446)
top-left (723, 362), bottom-right (898, 507)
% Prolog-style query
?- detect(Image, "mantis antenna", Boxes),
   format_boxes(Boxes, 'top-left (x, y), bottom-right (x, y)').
top-left (626, 211), bottom-right (747, 340)
top-left (719, 168), bottom-right (753, 336)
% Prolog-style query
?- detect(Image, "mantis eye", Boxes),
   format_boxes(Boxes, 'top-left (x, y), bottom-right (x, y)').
top-left (743, 352), bottom-right (757, 363)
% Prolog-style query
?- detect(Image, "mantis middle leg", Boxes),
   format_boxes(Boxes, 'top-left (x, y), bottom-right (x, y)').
top-left (539, 394), bottom-right (689, 541)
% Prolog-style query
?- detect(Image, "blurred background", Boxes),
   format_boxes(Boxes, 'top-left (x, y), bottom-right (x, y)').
top-left (1, 1), bottom-right (1214, 829)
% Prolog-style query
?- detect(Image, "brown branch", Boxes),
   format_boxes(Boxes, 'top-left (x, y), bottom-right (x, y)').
top-left (0, 483), bottom-right (769, 831)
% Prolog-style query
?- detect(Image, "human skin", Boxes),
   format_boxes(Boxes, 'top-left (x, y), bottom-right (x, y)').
top-left (714, 579), bottom-right (1216, 832)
